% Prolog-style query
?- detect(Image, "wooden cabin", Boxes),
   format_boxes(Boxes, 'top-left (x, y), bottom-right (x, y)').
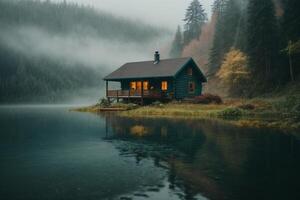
top-left (104, 51), bottom-right (207, 104)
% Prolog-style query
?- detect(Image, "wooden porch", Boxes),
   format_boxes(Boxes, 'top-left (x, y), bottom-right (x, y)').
top-left (107, 89), bottom-right (172, 99)
top-left (105, 80), bottom-right (174, 105)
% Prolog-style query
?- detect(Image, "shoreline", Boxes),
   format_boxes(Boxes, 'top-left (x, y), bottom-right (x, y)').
top-left (72, 100), bottom-right (300, 133)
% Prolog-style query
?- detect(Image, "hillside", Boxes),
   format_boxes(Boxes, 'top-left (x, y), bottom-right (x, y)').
top-left (171, 0), bottom-right (300, 98)
top-left (0, 0), bottom-right (167, 103)
top-left (0, 0), bottom-right (162, 42)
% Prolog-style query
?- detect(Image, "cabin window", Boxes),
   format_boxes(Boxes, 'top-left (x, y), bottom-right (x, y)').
top-left (130, 82), bottom-right (136, 90)
top-left (187, 68), bottom-right (193, 76)
top-left (130, 81), bottom-right (148, 90)
top-left (189, 81), bottom-right (195, 93)
top-left (143, 81), bottom-right (149, 90)
top-left (161, 81), bottom-right (168, 91)
top-left (136, 81), bottom-right (142, 90)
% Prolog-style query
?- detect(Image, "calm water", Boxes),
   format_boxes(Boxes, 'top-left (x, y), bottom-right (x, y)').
top-left (0, 106), bottom-right (300, 200)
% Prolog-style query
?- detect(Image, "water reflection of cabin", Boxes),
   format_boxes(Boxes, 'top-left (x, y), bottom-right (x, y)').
top-left (104, 51), bottom-right (207, 104)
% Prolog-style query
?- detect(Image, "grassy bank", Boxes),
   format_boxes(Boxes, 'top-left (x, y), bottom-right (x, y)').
top-left (72, 96), bottom-right (300, 132)
top-left (70, 102), bottom-right (138, 113)
top-left (119, 98), bottom-right (300, 131)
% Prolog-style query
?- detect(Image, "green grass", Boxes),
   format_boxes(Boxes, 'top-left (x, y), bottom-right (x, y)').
top-left (70, 102), bottom-right (139, 113)
top-left (121, 103), bottom-right (225, 117)
top-left (120, 99), bottom-right (300, 131)
top-left (72, 95), bottom-right (300, 131)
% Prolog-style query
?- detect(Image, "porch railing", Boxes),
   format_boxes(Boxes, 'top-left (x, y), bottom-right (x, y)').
top-left (107, 89), bottom-right (172, 99)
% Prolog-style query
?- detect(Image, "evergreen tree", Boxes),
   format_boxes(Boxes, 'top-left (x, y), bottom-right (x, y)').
top-left (282, 0), bottom-right (300, 41)
top-left (209, 0), bottom-right (242, 74)
top-left (170, 26), bottom-right (183, 58)
top-left (208, 0), bottom-right (227, 74)
top-left (246, 0), bottom-right (279, 81)
top-left (233, 0), bottom-right (248, 51)
top-left (212, 0), bottom-right (227, 13)
top-left (281, 0), bottom-right (300, 80)
top-left (183, 0), bottom-right (207, 45)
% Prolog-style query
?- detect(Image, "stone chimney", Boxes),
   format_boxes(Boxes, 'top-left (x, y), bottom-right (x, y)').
top-left (154, 51), bottom-right (160, 64)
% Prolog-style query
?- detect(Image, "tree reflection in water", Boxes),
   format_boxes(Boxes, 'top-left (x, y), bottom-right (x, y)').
top-left (100, 113), bottom-right (300, 200)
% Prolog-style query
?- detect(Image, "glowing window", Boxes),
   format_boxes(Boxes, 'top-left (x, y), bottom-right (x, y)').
top-left (161, 81), bottom-right (168, 91)
top-left (131, 81), bottom-right (149, 90)
top-left (143, 81), bottom-right (149, 90)
top-left (136, 81), bottom-right (142, 90)
top-left (130, 82), bottom-right (136, 90)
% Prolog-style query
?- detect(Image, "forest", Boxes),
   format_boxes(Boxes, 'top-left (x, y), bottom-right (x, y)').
top-left (0, 0), bottom-right (165, 103)
top-left (1, 0), bottom-right (299, 103)
top-left (170, 0), bottom-right (300, 97)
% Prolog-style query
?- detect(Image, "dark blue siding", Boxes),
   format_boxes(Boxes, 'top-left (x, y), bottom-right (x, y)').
top-left (175, 63), bottom-right (202, 99)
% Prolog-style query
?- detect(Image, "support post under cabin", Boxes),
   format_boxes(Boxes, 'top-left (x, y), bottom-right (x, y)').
top-left (141, 81), bottom-right (144, 106)
top-left (106, 81), bottom-right (108, 97)
top-left (128, 89), bottom-right (130, 103)
top-left (173, 78), bottom-right (176, 99)
top-left (106, 80), bottom-right (110, 103)
top-left (117, 90), bottom-right (119, 103)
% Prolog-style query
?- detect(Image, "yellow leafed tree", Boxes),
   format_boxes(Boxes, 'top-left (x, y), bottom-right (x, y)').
top-left (217, 48), bottom-right (250, 97)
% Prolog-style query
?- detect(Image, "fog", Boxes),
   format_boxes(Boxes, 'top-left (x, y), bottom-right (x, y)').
top-left (4, 0), bottom-right (214, 70)
top-left (51, 0), bottom-right (214, 29)
top-left (0, 24), bottom-right (170, 103)
top-left (0, 25), bottom-right (171, 70)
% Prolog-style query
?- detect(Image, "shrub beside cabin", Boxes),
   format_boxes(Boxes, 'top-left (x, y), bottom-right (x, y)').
top-left (104, 52), bottom-right (207, 104)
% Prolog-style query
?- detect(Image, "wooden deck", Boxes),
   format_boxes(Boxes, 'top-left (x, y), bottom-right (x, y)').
top-left (107, 90), bottom-right (171, 99)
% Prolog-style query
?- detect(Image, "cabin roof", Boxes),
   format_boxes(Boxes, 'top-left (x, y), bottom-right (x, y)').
top-left (104, 57), bottom-right (206, 81)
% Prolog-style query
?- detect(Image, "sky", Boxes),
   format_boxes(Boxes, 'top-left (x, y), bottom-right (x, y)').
top-left (52, 0), bottom-right (214, 29)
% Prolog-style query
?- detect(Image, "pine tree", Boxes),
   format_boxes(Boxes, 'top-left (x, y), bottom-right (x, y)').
top-left (246, 0), bottom-right (279, 81)
top-left (170, 26), bottom-right (183, 58)
top-left (208, 0), bottom-right (227, 74)
top-left (282, 0), bottom-right (300, 41)
top-left (183, 0), bottom-right (207, 45)
top-left (281, 0), bottom-right (300, 80)
top-left (233, 0), bottom-right (248, 51)
top-left (212, 0), bottom-right (227, 13)
top-left (208, 0), bottom-right (242, 74)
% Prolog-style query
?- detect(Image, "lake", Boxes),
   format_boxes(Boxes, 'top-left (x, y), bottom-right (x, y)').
top-left (0, 106), bottom-right (299, 200)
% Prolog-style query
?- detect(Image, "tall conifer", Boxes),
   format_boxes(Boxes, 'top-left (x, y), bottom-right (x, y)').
top-left (170, 26), bottom-right (183, 58)
top-left (183, 0), bottom-right (207, 45)
top-left (209, 0), bottom-right (242, 74)
top-left (246, 0), bottom-right (279, 81)
top-left (282, 0), bottom-right (300, 41)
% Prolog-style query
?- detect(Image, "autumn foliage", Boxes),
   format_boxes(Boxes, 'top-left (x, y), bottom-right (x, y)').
top-left (217, 48), bottom-right (250, 97)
